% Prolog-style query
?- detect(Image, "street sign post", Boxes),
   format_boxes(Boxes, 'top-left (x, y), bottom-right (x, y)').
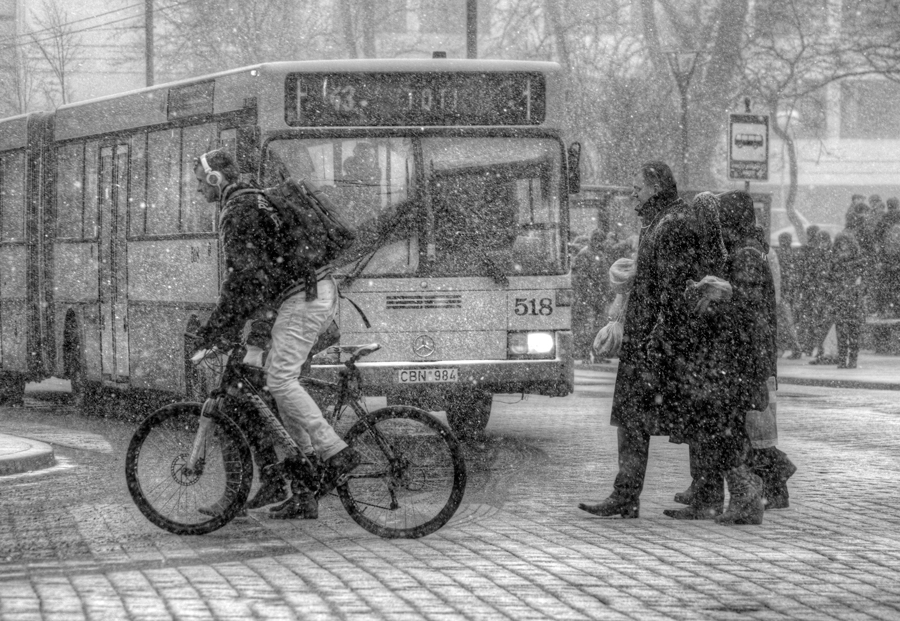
top-left (729, 113), bottom-right (769, 181)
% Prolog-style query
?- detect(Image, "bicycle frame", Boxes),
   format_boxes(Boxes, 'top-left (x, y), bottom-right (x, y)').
top-left (185, 346), bottom-right (315, 478)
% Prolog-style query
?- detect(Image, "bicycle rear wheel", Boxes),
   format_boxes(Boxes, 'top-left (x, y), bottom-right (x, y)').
top-left (338, 406), bottom-right (467, 538)
top-left (125, 402), bottom-right (253, 535)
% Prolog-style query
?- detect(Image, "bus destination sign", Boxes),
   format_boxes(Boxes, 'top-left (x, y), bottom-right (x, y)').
top-left (285, 72), bottom-right (545, 127)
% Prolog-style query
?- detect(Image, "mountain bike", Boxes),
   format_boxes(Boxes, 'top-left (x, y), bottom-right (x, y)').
top-left (124, 340), bottom-right (467, 538)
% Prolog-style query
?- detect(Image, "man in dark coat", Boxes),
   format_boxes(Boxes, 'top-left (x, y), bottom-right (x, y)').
top-left (578, 161), bottom-right (713, 518)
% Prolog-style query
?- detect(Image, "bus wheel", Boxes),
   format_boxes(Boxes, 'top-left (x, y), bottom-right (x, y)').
top-left (445, 389), bottom-right (492, 440)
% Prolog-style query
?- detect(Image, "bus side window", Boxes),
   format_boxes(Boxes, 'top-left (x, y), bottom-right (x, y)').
top-left (56, 144), bottom-right (84, 239)
top-left (129, 133), bottom-right (148, 238)
top-left (84, 141), bottom-right (100, 239)
top-left (0, 151), bottom-right (25, 242)
top-left (147, 129), bottom-right (180, 236)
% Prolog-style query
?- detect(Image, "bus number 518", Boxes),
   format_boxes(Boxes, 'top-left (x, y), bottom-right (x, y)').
top-left (514, 298), bottom-right (553, 316)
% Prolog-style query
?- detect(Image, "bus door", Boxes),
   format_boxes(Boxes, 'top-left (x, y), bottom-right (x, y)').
top-left (98, 144), bottom-right (129, 381)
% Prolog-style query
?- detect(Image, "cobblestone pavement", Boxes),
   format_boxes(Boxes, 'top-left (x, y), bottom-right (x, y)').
top-left (1, 369), bottom-right (899, 620)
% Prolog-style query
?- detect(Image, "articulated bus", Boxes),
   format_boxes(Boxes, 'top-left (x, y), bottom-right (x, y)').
top-left (0, 58), bottom-right (581, 435)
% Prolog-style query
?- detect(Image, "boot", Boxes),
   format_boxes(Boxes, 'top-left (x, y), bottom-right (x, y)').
top-left (673, 481), bottom-right (696, 505)
top-left (715, 465), bottom-right (764, 525)
top-left (269, 481), bottom-right (318, 520)
top-left (578, 496), bottom-right (639, 518)
top-left (666, 472), bottom-right (723, 519)
top-left (766, 450), bottom-right (796, 510)
top-left (663, 504), bottom-right (723, 520)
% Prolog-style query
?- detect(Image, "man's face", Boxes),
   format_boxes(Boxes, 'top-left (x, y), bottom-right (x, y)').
top-left (632, 172), bottom-right (658, 219)
top-left (195, 164), bottom-right (219, 203)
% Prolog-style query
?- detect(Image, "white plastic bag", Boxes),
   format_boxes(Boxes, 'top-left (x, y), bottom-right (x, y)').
top-left (593, 320), bottom-right (624, 357)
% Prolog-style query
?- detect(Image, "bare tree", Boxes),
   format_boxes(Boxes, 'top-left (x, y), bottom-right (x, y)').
top-left (154, 0), bottom-right (339, 81)
top-left (28, 0), bottom-right (82, 105)
top-left (742, 0), bottom-right (900, 242)
top-left (0, 40), bottom-right (41, 115)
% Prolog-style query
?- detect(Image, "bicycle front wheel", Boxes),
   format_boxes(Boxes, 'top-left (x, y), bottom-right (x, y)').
top-left (338, 406), bottom-right (467, 538)
top-left (125, 402), bottom-right (253, 535)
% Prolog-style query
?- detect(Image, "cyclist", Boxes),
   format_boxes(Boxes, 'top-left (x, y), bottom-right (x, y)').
top-left (191, 148), bottom-right (360, 520)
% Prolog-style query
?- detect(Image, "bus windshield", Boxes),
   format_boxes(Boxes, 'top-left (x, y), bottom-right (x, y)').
top-left (263, 136), bottom-right (565, 278)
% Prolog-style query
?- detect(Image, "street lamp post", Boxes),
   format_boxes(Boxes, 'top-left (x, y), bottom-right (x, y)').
top-left (664, 51), bottom-right (699, 189)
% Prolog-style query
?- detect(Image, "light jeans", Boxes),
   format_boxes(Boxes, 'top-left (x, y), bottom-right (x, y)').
top-left (265, 278), bottom-right (346, 461)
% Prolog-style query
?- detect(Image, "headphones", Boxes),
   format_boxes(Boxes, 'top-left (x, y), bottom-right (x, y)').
top-left (200, 152), bottom-right (224, 188)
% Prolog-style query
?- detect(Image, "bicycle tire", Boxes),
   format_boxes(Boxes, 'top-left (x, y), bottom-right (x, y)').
top-left (125, 402), bottom-right (253, 535)
top-left (338, 406), bottom-right (467, 539)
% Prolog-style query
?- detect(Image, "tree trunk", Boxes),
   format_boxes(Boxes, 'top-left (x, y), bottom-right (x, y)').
top-left (544, 0), bottom-right (570, 71)
top-left (770, 115), bottom-right (806, 245)
top-left (338, 0), bottom-right (358, 59)
top-left (361, 0), bottom-right (376, 58)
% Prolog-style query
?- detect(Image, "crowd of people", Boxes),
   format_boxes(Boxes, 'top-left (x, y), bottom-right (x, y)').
top-left (774, 194), bottom-right (900, 369)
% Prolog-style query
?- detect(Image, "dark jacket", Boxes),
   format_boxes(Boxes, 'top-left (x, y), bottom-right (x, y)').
top-left (609, 195), bottom-right (711, 434)
top-left (196, 182), bottom-right (306, 350)
top-left (831, 233), bottom-right (865, 324)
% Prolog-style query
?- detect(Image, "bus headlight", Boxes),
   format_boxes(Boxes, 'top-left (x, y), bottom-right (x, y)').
top-left (508, 332), bottom-right (555, 358)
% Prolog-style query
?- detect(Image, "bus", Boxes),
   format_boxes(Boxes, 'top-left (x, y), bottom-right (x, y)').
top-left (0, 58), bottom-right (581, 436)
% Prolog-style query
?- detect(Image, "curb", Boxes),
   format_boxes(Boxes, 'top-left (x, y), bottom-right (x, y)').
top-left (579, 363), bottom-right (900, 392)
top-left (0, 434), bottom-right (56, 476)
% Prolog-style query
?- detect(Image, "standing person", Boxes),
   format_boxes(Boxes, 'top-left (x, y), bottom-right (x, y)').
top-left (191, 149), bottom-right (360, 520)
top-left (874, 198), bottom-right (900, 316)
top-left (831, 233), bottom-right (865, 369)
top-left (578, 161), bottom-right (713, 519)
top-left (770, 239), bottom-right (802, 358)
top-left (572, 229), bottom-right (611, 360)
top-left (808, 230), bottom-right (837, 364)
top-left (794, 225), bottom-right (820, 356)
top-left (767, 233), bottom-right (803, 360)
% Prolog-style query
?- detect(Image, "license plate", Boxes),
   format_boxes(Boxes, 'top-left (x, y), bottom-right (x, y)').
top-left (397, 368), bottom-right (459, 383)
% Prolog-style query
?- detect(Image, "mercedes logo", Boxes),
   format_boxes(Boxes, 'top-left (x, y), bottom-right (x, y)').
top-left (413, 335), bottom-right (435, 358)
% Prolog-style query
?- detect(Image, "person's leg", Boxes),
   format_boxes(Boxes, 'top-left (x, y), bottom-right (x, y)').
top-left (674, 438), bottom-right (701, 504)
top-left (715, 421), bottom-right (764, 525)
top-left (665, 434), bottom-right (725, 519)
top-left (836, 320), bottom-right (849, 368)
top-left (578, 423), bottom-right (646, 518)
top-left (847, 319), bottom-right (861, 368)
top-left (266, 280), bottom-right (345, 461)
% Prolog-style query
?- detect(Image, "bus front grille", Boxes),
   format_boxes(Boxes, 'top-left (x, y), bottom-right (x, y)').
top-left (386, 294), bottom-right (463, 310)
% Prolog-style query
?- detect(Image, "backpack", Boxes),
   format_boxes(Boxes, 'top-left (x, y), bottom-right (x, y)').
top-left (261, 178), bottom-right (356, 269)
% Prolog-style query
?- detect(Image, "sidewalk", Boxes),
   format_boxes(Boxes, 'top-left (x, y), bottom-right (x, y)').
top-left (0, 433), bottom-right (54, 475)
top-left (582, 349), bottom-right (900, 390)
top-left (0, 379), bottom-right (67, 476)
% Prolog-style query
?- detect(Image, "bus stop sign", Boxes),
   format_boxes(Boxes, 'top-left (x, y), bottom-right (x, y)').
top-left (729, 113), bottom-right (769, 181)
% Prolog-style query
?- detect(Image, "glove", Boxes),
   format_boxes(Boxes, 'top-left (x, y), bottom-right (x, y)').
top-left (684, 275), bottom-right (733, 314)
top-left (190, 348), bottom-right (217, 365)
top-left (593, 320), bottom-right (623, 357)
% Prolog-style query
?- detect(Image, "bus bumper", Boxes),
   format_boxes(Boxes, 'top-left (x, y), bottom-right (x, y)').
top-left (309, 330), bottom-right (574, 399)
